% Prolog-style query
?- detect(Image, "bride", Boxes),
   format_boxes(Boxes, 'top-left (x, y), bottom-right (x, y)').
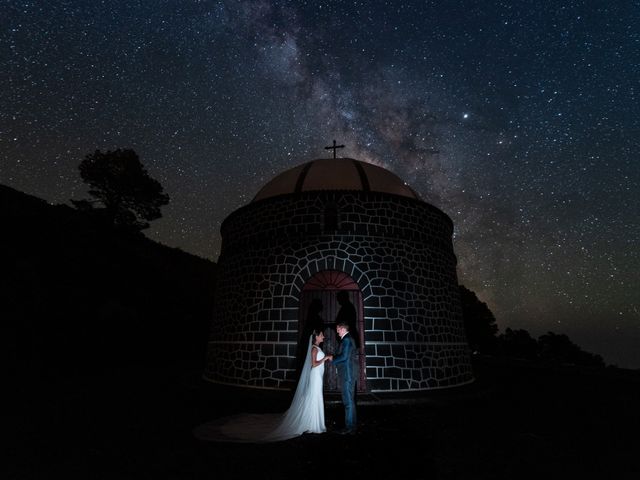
top-left (193, 329), bottom-right (333, 443)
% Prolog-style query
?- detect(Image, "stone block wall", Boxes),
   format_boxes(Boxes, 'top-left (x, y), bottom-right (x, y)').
top-left (204, 191), bottom-right (474, 392)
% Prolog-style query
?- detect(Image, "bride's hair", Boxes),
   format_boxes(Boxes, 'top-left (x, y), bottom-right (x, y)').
top-left (311, 329), bottom-right (324, 346)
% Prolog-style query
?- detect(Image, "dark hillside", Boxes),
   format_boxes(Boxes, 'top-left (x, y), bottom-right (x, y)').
top-left (1, 184), bottom-right (216, 383)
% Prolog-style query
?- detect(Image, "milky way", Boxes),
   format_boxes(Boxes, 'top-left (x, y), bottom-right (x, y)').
top-left (1, 1), bottom-right (638, 367)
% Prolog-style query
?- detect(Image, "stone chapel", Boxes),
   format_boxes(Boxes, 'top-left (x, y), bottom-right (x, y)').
top-left (203, 155), bottom-right (474, 395)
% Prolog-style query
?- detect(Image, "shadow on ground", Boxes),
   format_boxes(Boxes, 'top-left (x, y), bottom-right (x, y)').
top-left (5, 356), bottom-right (640, 479)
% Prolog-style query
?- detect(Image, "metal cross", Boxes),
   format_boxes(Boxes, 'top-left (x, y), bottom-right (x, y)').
top-left (324, 139), bottom-right (345, 159)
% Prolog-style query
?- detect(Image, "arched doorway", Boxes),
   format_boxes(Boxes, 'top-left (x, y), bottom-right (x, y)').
top-left (299, 270), bottom-right (366, 393)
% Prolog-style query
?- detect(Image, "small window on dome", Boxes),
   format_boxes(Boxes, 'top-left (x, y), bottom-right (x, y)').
top-left (324, 203), bottom-right (339, 232)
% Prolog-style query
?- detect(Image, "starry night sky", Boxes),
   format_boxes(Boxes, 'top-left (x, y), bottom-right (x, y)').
top-left (2, 1), bottom-right (638, 368)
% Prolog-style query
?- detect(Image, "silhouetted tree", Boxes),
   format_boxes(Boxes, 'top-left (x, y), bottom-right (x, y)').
top-left (497, 328), bottom-right (539, 360)
top-left (459, 285), bottom-right (499, 354)
top-left (538, 331), bottom-right (605, 367)
top-left (458, 285), bottom-right (605, 367)
top-left (71, 149), bottom-right (169, 230)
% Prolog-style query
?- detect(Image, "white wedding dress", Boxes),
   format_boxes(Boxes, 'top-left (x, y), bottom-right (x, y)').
top-left (193, 335), bottom-right (326, 443)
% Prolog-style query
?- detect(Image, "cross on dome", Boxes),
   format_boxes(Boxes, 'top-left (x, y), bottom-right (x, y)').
top-left (324, 139), bottom-right (345, 159)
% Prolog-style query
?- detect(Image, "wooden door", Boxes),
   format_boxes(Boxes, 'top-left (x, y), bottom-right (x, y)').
top-left (299, 271), bottom-right (366, 393)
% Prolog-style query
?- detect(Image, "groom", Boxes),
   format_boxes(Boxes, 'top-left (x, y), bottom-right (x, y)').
top-left (332, 294), bottom-right (359, 435)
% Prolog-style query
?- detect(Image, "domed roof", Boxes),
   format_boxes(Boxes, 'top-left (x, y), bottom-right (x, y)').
top-left (252, 158), bottom-right (421, 202)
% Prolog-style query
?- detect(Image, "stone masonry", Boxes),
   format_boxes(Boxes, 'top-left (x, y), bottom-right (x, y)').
top-left (204, 189), bottom-right (474, 393)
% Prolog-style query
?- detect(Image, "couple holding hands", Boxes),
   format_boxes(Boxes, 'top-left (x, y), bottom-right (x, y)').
top-left (193, 291), bottom-right (359, 442)
top-left (310, 318), bottom-right (359, 436)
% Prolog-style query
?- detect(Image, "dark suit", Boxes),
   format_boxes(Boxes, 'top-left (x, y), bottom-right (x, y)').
top-left (332, 332), bottom-right (359, 431)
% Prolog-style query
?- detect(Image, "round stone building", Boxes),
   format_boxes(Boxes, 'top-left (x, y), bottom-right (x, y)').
top-left (203, 157), bottom-right (474, 394)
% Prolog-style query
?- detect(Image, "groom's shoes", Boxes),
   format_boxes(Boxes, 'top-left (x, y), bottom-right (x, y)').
top-left (336, 428), bottom-right (357, 435)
